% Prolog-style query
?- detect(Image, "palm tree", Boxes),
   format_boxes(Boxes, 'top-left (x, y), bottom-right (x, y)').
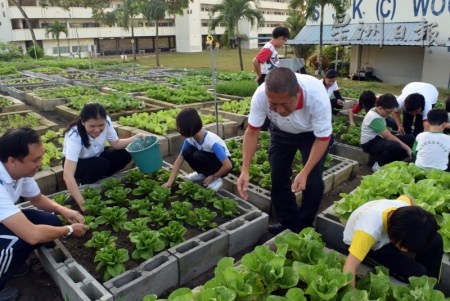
top-left (289, 0), bottom-right (348, 74)
top-left (286, 10), bottom-right (316, 61)
top-left (209, 0), bottom-right (263, 71)
top-left (140, 0), bottom-right (167, 67)
top-left (45, 21), bottom-right (68, 60)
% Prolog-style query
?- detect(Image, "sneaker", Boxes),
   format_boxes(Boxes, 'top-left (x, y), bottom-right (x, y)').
top-left (0, 287), bottom-right (18, 301)
top-left (207, 177), bottom-right (223, 191)
top-left (372, 161), bottom-right (381, 172)
top-left (185, 172), bottom-right (206, 181)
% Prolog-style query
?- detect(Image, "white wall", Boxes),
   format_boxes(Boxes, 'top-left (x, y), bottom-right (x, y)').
top-left (175, 1), bottom-right (202, 52)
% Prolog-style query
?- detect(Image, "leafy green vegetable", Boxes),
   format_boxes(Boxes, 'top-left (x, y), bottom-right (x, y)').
top-left (129, 229), bottom-right (165, 260)
top-left (94, 245), bottom-right (129, 281)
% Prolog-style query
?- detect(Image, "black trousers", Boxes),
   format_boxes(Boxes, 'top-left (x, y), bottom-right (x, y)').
top-left (269, 128), bottom-right (330, 232)
top-left (403, 111), bottom-right (424, 136)
top-left (361, 135), bottom-right (415, 166)
top-left (65, 148), bottom-right (132, 184)
top-left (182, 146), bottom-right (232, 177)
top-left (0, 209), bottom-right (62, 290)
top-left (365, 233), bottom-right (443, 282)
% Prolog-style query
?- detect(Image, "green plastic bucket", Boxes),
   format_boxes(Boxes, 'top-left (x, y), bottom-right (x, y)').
top-left (126, 136), bottom-right (162, 173)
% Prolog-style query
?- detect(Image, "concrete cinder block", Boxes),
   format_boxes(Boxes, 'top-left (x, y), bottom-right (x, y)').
top-left (57, 262), bottom-right (113, 301)
top-left (36, 240), bottom-right (74, 289)
top-left (51, 165), bottom-right (66, 191)
top-left (169, 228), bottom-right (228, 286)
top-left (103, 251), bottom-right (179, 299)
top-left (164, 132), bottom-right (185, 156)
top-left (34, 169), bottom-right (57, 195)
top-left (219, 211), bottom-right (269, 256)
top-left (315, 211), bottom-right (348, 254)
top-left (217, 189), bottom-right (259, 215)
top-left (333, 143), bottom-right (369, 166)
top-left (437, 255), bottom-right (450, 295)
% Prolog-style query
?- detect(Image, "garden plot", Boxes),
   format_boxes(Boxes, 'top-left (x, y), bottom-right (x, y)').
top-left (0, 75), bottom-right (54, 95)
top-left (145, 228), bottom-right (444, 301)
top-left (331, 116), bottom-right (369, 165)
top-left (0, 95), bottom-right (27, 113)
top-left (218, 133), bottom-right (358, 213)
top-left (25, 85), bottom-right (101, 111)
top-left (3, 82), bottom-right (63, 101)
top-left (72, 78), bottom-right (125, 90)
top-left (34, 167), bottom-right (268, 301)
top-left (200, 97), bottom-right (251, 131)
top-left (55, 93), bottom-right (162, 122)
top-left (315, 161), bottom-right (450, 295)
top-left (0, 110), bottom-right (57, 136)
top-left (114, 108), bottom-right (238, 156)
top-left (23, 69), bottom-right (101, 85)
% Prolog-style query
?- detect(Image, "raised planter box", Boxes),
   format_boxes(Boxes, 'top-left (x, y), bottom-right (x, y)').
top-left (200, 107), bottom-right (248, 130)
top-left (134, 95), bottom-right (232, 110)
top-left (25, 93), bottom-right (69, 112)
top-left (3, 82), bottom-right (61, 101)
top-left (113, 119), bottom-right (239, 156)
top-left (220, 154), bottom-right (357, 213)
top-left (315, 204), bottom-right (450, 295)
top-left (31, 169), bottom-right (268, 301)
top-left (34, 165), bottom-right (65, 195)
top-left (0, 110), bottom-right (58, 135)
top-left (55, 103), bottom-right (163, 122)
top-left (0, 95), bottom-right (27, 113)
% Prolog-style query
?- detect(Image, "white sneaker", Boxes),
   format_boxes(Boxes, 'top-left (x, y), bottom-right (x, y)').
top-left (185, 172), bottom-right (206, 181)
top-left (207, 177), bottom-right (223, 191)
top-left (372, 161), bottom-right (381, 172)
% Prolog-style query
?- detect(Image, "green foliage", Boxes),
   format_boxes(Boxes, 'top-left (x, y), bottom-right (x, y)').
top-left (101, 178), bottom-right (123, 192)
top-left (67, 92), bottom-right (145, 113)
top-left (0, 66), bottom-right (17, 75)
top-left (129, 229), bottom-right (165, 260)
top-left (145, 83), bottom-right (214, 104)
top-left (34, 86), bottom-right (100, 99)
top-left (213, 197), bottom-right (239, 217)
top-left (165, 75), bottom-right (211, 86)
top-left (216, 80), bottom-right (257, 97)
top-left (4, 77), bottom-right (45, 85)
top-left (0, 97), bottom-right (13, 110)
top-left (124, 217), bottom-right (150, 233)
top-left (392, 275), bottom-right (447, 301)
top-left (217, 71), bottom-right (254, 81)
top-left (27, 45), bottom-right (44, 59)
top-left (219, 97), bottom-right (251, 115)
top-left (95, 206), bottom-right (129, 232)
top-left (94, 245), bottom-right (129, 281)
top-left (119, 109), bottom-right (220, 135)
top-left (147, 205), bottom-right (171, 227)
top-left (85, 230), bottom-right (117, 250)
top-left (0, 42), bottom-right (22, 61)
top-left (170, 201), bottom-right (193, 221)
top-left (108, 81), bottom-right (159, 92)
top-left (31, 66), bottom-right (65, 74)
top-left (52, 192), bottom-right (70, 206)
top-left (333, 116), bottom-right (361, 146)
top-left (41, 129), bottom-right (63, 170)
top-left (0, 113), bottom-right (40, 136)
top-left (81, 187), bottom-right (101, 200)
top-left (159, 221), bottom-right (187, 247)
top-left (187, 207), bottom-right (217, 230)
top-left (104, 186), bottom-right (132, 205)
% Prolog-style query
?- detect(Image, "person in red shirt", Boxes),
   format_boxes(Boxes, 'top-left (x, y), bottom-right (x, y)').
top-left (252, 26), bottom-right (290, 86)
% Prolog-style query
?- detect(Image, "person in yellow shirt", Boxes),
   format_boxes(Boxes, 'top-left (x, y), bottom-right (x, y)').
top-left (343, 195), bottom-right (443, 286)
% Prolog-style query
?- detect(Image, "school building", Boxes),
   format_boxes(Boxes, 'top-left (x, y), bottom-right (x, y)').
top-left (0, 0), bottom-right (288, 57)
top-left (292, 0), bottom-right (450, 88)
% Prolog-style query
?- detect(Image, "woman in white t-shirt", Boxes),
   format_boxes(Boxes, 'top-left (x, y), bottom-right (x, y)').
top-left (322, 69), bottom-right (345, 115)
top-left (62, 103), bottom-right (141, 210)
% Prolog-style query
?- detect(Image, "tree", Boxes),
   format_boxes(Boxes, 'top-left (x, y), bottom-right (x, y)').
top-left (285, 10), bottom-right (316, 61)
top-left (140, 0), bottom-right (167, 67)
top-left (209, 0), bottom-right (263, 71)
top-left (45, 21), bottom-right (68, 60)
top-left (9, 0), bottom-right (39, 59)
top-left (289, 0), bottom-right (348, 74)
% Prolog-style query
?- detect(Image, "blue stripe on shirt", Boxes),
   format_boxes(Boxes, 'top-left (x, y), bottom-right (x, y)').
top-left (211, 143), bottom-right (228, 161)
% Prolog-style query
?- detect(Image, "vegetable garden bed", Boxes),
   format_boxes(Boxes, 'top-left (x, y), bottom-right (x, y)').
top-left (0, 95), bottom-right (27, 113)
top-left (3, 82), bottom-right (62, 101)
top-left (33, 166), bottom-right (268, 301)
top-left (315, 161), bottom-right (450, 295)
top-left (116, 108), bottom-right (238, 155)
top-left (0, 110), bottom-right (58, 136)
top-left (145, 228), bottom-right (446, 301)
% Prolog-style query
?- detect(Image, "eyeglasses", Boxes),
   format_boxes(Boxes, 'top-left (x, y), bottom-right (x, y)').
top-left (381, 107), bottom-right (395, 114)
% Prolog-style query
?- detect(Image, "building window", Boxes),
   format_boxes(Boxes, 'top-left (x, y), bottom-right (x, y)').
top-left (53, 46), bottom-right (70, 54)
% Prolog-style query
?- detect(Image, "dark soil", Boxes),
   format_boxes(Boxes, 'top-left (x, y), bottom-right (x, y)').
top-left (7, 163), bottom-right (371, 301)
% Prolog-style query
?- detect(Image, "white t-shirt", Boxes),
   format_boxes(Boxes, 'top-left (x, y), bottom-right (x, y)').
top-left (413, 131), bottom-right (450, 170)
top-left (255, 42), bottom-right (279, 75)
top-left (0, 162), bottom-right (40, 222)
top-left (63, 116), bottom-right (119, 162)
top-left (396, 82), bottom-right (439, 121)
top-left (324, 81), bottom-right (339, 98)
top-left (343, 198), bottom-right (410, 261)
top-left (181, 130), bottom-right (231, 161)
top-left (248, 74), bottom-right (332, 138)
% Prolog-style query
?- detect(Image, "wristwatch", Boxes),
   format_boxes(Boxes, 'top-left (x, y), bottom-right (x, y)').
top-left (63, 225), bottom-right (73, 238)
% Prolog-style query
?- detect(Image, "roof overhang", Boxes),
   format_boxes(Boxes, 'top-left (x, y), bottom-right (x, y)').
top-left (291, 22), bottom-right (450, 47)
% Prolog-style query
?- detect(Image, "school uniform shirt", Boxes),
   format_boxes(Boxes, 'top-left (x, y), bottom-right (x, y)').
top-left (324, 80), bottom-right (339, 98)
top-left (351, 103), bottom-right (363, 114)
top-left (248, 74), bottom-right (332, 139)
top-left (63, 116), bottom-right (118, 162)
top-left (360, 108), bottom-right (387, 145)
top-left (0, 162), bottom-right (40, 222)
top-left (396, 82), bottom-right (439, 121)
top-left (255, 42), bottom-right (279, 75)
top-left (181, 130), bottom-right (231, 161)
top-left (343, 196), bottom-right (412, 262)
top-left (413, 131), bottom-right (450, 170)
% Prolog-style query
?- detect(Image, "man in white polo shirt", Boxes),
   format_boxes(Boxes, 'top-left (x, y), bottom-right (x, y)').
top-left (0, 128), bottom-right (87, 301)
top-left (393, 82), bottom-right (439, 136)
top-left (237, 67), bottom-right (332, 234)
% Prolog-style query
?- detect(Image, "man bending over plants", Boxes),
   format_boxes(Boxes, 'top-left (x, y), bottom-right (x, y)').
top-left (0, 128), bottom-right (88, 301)
top-left (343, 195), bottom-right (443, 287)
top-left (163, 108), bottom-right (233, 192)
